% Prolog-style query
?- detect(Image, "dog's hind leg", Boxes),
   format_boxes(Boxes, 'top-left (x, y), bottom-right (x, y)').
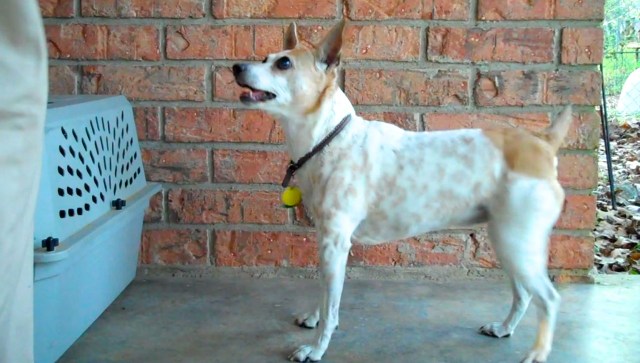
top-left (520, 272), bottom-right (560, 363)
top-left (289, 222), bottom-right (353, 362)
top-left (482, 176), bottom-right (564, 363)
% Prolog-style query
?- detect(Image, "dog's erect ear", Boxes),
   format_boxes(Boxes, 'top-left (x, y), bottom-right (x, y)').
top-left (315, 20), bottom-right (346, 71)
top-left (285, 22), bottom-right (299, 50)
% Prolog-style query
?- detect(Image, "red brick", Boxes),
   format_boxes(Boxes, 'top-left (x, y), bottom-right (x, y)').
top-left (562, 28), bottom-right (604, 64)
top-left (544, 70), bottom-right (601, 105)
top-left (295, 25), bottom-right (329, 47)
top-left (474, 70), bottom-right (601, 106)
top-left (49, 65), bottom-right (78, 94)
top-left (133, 107), bottom-right (160, 141)
top-left (555, 0), bottom-right (603, 20)
top-left (167, 189), bottom-right (287, 224)
top-left (164, 108), bottom-right (284, 143)
top-left (141, 148), bottom-right (209, 183)
top-left (558, 153), bottom-right (597, 189)
top-left (345, 69), bottom-right (469, 106)
top-left (478, 0), bottom-right (603, 20)
top-left (293, 204), bottom-right (314, 227)
top-left (466, 229), bottom-right (498, 268)
top-left (141, 229), bottom-right (208, 265)
top-left (556, 194), bottom-right (596, 230)
top-left (565, 112), bottom-right (601, 150)
top-left (213, 150), bottom-right (289, 184)
top-left (466, 231), bottom-right (594, 269)
top-left (40, 0), bottom-right (75, 17)
top-left (299, 25), bottom-right (421, 61)
top-left (425, 112), bottom-right (550, 132)
top-left (46, 24), bottom-right (160, 61)
top-left (548, 234), bottom-right (594, 269)
top-left (359, 112), bottom-right (418, 130)
top-left (428, 27), bottom-right (554, 63)
top-left (81, 0), bottom-right (205, 18)
top-left (477, 0), bottom-right (553, 20)
top-left (346, 0), bottom-right (469, 20)
top-left (166, 25), bottom-right (252, 60)
top-left (213, 0), bottom-right (337, 19)
top-left (144, 191), bottom-right (163, 223)
top-left (81, 66), bottom-right (206, 101)
top-left (347, 25), bottom-right (421, 61)
top-left (255, 25), bottom-right (285, 59)
top-left (214, 67), bottom-right (240, 102)
top-left (424, 111), bottom-right (600, 150)
top-left (349, 233), bottom-right (466, 266)
top-left (214, 230), bottom-right (317, 267)
top-left (475, 70), bottom-right (544, 106)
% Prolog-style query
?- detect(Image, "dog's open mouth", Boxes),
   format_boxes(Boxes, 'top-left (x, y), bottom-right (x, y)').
top-left (239, 85), bottom-right (276, 104)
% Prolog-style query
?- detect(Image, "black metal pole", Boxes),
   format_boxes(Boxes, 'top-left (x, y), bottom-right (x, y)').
top-left (598, 63), bottom-right (616, 210)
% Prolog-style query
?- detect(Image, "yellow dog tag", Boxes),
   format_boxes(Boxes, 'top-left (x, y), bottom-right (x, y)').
top-left (281, 186), bottom-right (302, 208)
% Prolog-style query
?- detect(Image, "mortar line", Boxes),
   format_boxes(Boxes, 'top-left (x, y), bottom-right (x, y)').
top-left (161, 186), bottom-right (169, 223)
top-left (139, 141), bottom-right (287, 151)
top-left (40, 17), bottom-right (602, 28)
top-left (126, 102), bottom-right (598, 114)
top-left (208, 147), bottom-right (214, 183)
top-left (158, 183), bottom-right (284, 192)
top-left (141, 222), bottom-right (594, 236)
top-left (337, 0), bottom-right (344, 19)
top-left (470, 0), bottom-right (479, 26)
top-left (421, 23), bottom-right (429, 63)
top-left (143, 223), bottom-right (316, 234)
top-left (48, 58), bottom-right (601, 72)
top-left (207, 228), bottom-right (214, 266)
top-left (554, 27), bottom-right (562, 67)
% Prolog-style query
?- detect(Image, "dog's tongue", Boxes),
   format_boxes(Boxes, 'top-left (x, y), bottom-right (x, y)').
top-left (242, 89), bottom-right (267, 102)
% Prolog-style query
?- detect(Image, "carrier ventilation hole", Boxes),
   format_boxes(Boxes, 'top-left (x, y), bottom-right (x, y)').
top-left (57, 108), bottom-right (138, 220)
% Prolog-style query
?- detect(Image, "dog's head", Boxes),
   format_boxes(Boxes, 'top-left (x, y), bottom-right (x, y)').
top-left (232, 21), bottom-right (346, 116)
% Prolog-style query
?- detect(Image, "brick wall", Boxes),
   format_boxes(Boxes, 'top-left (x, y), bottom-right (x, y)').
top-left (42, 0), bottom-right (603, 277)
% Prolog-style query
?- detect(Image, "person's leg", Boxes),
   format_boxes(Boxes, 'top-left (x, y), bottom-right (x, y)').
top-left (0, 1), bottom-right (48, 362)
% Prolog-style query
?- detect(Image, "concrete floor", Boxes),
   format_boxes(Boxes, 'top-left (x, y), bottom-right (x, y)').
top-left (60, 275), bottom-right (640, 363)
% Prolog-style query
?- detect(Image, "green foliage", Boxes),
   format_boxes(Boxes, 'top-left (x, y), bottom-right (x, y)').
top-left (602, 52), bottom-right (640, 96)
top-left (604, 0), bottom-right (640, 52)
top-left (603, 0), bottom-right (640, 96)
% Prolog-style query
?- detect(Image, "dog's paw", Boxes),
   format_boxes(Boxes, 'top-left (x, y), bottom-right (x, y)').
top-left (295, 312), bottom-right (319, 329)
top-left (478, 322), bottom-right (512, 338)
top-left (288, 345), bottom-right (323, 362)
top-left (520, 348), bottom-right (549, 363)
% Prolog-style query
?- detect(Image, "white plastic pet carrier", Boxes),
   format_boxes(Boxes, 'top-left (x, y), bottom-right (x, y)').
top-left (33, 95), bottom-right (161, 363)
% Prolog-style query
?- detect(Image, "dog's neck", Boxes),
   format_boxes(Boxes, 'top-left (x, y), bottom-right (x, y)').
top-left (275, 88), bottom-right (356, 162)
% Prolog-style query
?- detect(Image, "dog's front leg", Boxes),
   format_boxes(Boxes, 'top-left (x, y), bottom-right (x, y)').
top-left (289, 231), bottom-right (351, 362)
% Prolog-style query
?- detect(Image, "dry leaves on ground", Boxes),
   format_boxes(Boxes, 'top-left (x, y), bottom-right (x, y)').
top-left (594, 98), bottom-right (640, 274)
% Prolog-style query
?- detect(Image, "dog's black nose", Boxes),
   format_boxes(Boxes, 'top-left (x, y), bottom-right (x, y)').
top-left (232, 63), bottom-right (247, 77)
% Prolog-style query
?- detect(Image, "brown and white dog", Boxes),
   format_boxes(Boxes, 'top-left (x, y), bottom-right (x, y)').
top-left (232, 20), bottom-right (571, 363)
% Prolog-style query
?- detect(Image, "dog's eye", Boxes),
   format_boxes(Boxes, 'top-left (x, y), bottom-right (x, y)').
top-left (262, 57), bottom-right (268, 64)
top-left (276, 57), bottom-right (292, 70)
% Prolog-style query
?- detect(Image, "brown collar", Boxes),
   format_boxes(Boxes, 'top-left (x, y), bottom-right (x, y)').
top-left (281, 114), bottom-right (352, 187)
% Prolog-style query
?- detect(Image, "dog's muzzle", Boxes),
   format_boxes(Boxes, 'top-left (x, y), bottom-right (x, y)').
top-left (231, 63), bottom-right (276, 104)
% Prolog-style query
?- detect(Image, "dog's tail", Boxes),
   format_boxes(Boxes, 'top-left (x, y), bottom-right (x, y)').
top-left (539, 105), bottom-right (573, 152)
